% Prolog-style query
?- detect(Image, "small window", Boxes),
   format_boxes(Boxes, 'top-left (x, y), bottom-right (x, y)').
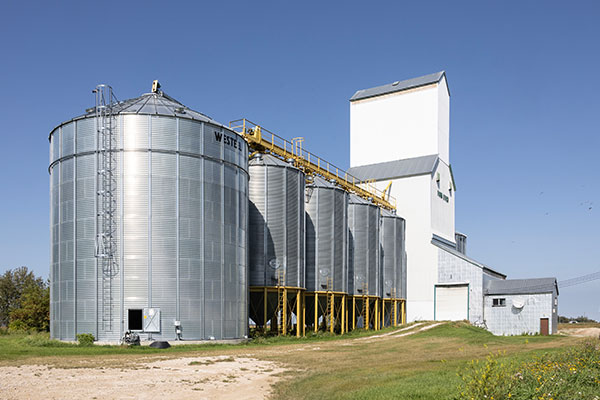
top-left (554, 298), bottom-right (558, 306)
top-left (492, 298), bottom-right (506, 307)
top-left (128, 309), bottom-right (143, 331)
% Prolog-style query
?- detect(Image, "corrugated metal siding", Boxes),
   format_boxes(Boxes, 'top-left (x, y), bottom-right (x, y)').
top-left (76, 119), bottom-right (95, 153)
top-left (179, 155), bottom-right (203, 339)
top-left (381, 215), bottom-right (405, 299)
top-left (123, 149), bottom-right (149, 333)
top-left (151, 152), bottom-right (177, 338)
top-left (248, 157), bottom-right (305, 289)
top-left (75, 155), bottom-right (96, 335)
top-left (59, 157), bottom-right (74, 339)
top-left (348, 200), bottom-right (380, 296)
top-left (50, 164), bottom-right (60, 338)
top-left (151, 116), bottom-right (177, 151)
top-left (305, 185), bottom-right (348, 292)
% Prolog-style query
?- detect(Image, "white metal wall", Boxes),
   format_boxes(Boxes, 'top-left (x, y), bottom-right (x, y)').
top-left (350, 80), bottom-right (450, 168)
top-left (430, 161), bottom-right (455, 242)
top-left (484, 292), bottom-right (557, 336)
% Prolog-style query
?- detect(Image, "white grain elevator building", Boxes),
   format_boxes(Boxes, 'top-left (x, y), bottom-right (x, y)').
top-left (348, 72), bottom-right (456, 321)
top-left (347, 72), bottom-right (558, 334)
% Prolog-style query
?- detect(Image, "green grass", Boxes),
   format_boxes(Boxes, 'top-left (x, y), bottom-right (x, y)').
top-left (0, 322), bottom-right (583, 399)
top-left (0, 332), bottom-right (235, 361)
top-left (0, 324), bottom-right (417, 362)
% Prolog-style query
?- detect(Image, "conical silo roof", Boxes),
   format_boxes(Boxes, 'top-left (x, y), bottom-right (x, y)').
top-left (249, 153), bottom-right (298, 168)
top-left (50, 88), bottom-right (231, 139)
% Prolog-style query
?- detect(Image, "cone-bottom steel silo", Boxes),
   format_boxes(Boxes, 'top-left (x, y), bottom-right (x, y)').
top-left (248, 154), bottom-right (305, 335)
top-left (305, 176), bottom-right (348, 333)
top-left (49, 84), bottom-right (248, 342)
top-left (347, 194), bottom-right (380, 330)
top-left (380, 209), bottom-right (406, 327)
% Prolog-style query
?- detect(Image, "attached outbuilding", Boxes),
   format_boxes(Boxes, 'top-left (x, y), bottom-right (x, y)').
top-left (483, 278), bottom-right (559, 336)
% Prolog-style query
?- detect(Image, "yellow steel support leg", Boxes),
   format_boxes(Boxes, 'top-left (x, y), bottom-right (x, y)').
top-left (402, 300), bottom-right (406, 324)
top-left (302, 293), bottom-right (306, 336)
top-left (366, 297), bottom-right (370, 330)
top-left (352, 296), bottom-right (356, 331)
top-left (375, 298), bottom-right (379, 331)
top-left (341, 295), bottom-right (346, 335)
top-left (263, 287), bottom-right (267, 330)
top-left (314, 293), bottom-right (318, 333)
top-left (296, 290), bottom-right (300, 337)
top-left (393, 299), bottom-right (397, 327)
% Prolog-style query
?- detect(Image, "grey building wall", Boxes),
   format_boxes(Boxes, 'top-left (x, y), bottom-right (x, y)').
top-left (484, 291), bottom-right (557, 335)
top-left (437, 248), bottom-right (483, 324)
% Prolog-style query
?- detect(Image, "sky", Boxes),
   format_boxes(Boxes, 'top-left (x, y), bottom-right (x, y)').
top-left (0, 1), bottom-right (598, 320)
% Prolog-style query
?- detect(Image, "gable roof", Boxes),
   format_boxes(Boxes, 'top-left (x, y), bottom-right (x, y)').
top-left (350, 71), bottom-right (447, 102)
top-left (485, 278), bottom-right (558, 296)
top-left (432, 239), bottom-right (507, 280)
top-left (347, 154), bottom-right (439, 181)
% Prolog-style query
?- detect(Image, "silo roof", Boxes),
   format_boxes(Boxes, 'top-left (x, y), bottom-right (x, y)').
top-left (308, 175), bottom-right (337, 189)
top-left (50, 89), bottom-right (231, 139)
top-left (249, 153), bottom-right (296, 168)
top-left (381, 208), bottom-right (404, 220)
top-left (348, 193), bottom-right (374, 205)
top-left (87, 91), bottom-right (215, 122)
top-left (350, 71), bottom-right (447, 102)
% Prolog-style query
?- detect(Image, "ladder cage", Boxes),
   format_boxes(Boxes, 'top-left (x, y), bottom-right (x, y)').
top-left (94, 84), bottom-right (120, 332)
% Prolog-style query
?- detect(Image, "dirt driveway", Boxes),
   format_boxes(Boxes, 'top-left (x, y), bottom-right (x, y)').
top-left (0, 356), bottom-right (286, 400)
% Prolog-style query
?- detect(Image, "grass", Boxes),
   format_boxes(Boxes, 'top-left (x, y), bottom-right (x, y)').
top-left (0, 322), bottom-right (584, 399)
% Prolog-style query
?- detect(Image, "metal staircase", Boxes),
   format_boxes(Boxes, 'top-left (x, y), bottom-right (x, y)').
top-left (94, 84), bottom-right (119, 332)
top-left (277, 269), bottom-right (286, 334)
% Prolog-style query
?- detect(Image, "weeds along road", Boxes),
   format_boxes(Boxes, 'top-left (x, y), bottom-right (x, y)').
top-left (0, 322), bottom-right (583, 400)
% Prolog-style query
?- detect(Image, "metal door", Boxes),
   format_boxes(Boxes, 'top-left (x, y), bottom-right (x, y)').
top-left (540, 318), bottom-right (549, 336)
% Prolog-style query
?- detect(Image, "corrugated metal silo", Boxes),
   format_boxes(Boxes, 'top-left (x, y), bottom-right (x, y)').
top-left (380, 209), bottom-right (405, 299)
top-left (248, 154), bottom-right (305, 288)
top-left (48, 85), bottom-right (249, 342)
top-left (305, 176), bottom-right (348, 293)
top-left (247, 154), bottom-right (305, 332)
top-left (347, 194), bottom-right (380, 297)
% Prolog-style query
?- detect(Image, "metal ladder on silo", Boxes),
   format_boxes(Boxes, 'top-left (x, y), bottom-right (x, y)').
top-left (362, 283), bottom-right (369, 329)
top-left (326, 277), bottom-right (334, 332)
top-left (277, 270), bottom-right (286, 335)
top-left (94, 85), bottom-right (119, 332)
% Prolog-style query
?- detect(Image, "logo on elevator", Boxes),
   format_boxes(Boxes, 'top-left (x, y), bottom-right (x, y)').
top-left (214, 131), bottom-right (242, 151)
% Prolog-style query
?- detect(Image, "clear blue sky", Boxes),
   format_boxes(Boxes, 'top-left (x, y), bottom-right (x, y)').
top-left (1, 1), bottom-right (598, 319)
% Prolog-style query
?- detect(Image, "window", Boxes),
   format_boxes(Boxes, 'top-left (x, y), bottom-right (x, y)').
top-left (128, 309), bottom-right (143, 331)
top-left (554, 298), bottom-right (558, 306)
top-left (492, 298), bottom-right (506, 307)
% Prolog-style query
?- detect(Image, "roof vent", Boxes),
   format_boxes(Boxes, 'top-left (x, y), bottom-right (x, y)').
top-left (174, 107), bottom-right (185, 114)
top-left (152, 80), bottom-right (161, 93)
top-left (392, 81), bottom-right (400, 86)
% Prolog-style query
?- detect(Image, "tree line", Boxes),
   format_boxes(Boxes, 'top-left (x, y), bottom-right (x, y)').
top-left (0, 266), bottom-right (49, 332)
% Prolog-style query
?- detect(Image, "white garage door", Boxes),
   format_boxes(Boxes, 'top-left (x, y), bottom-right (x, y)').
top-left (435, 285), bottom-right (468, 321)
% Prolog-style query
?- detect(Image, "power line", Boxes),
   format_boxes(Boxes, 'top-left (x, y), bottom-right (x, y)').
top-left (558, 271), bottom-right (600, 288)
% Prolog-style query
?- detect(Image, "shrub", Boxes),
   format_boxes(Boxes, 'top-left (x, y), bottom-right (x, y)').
top-left (76, 333), bottom-right (95, 346)
top-left (457, 340), bottom-right (600, 400)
